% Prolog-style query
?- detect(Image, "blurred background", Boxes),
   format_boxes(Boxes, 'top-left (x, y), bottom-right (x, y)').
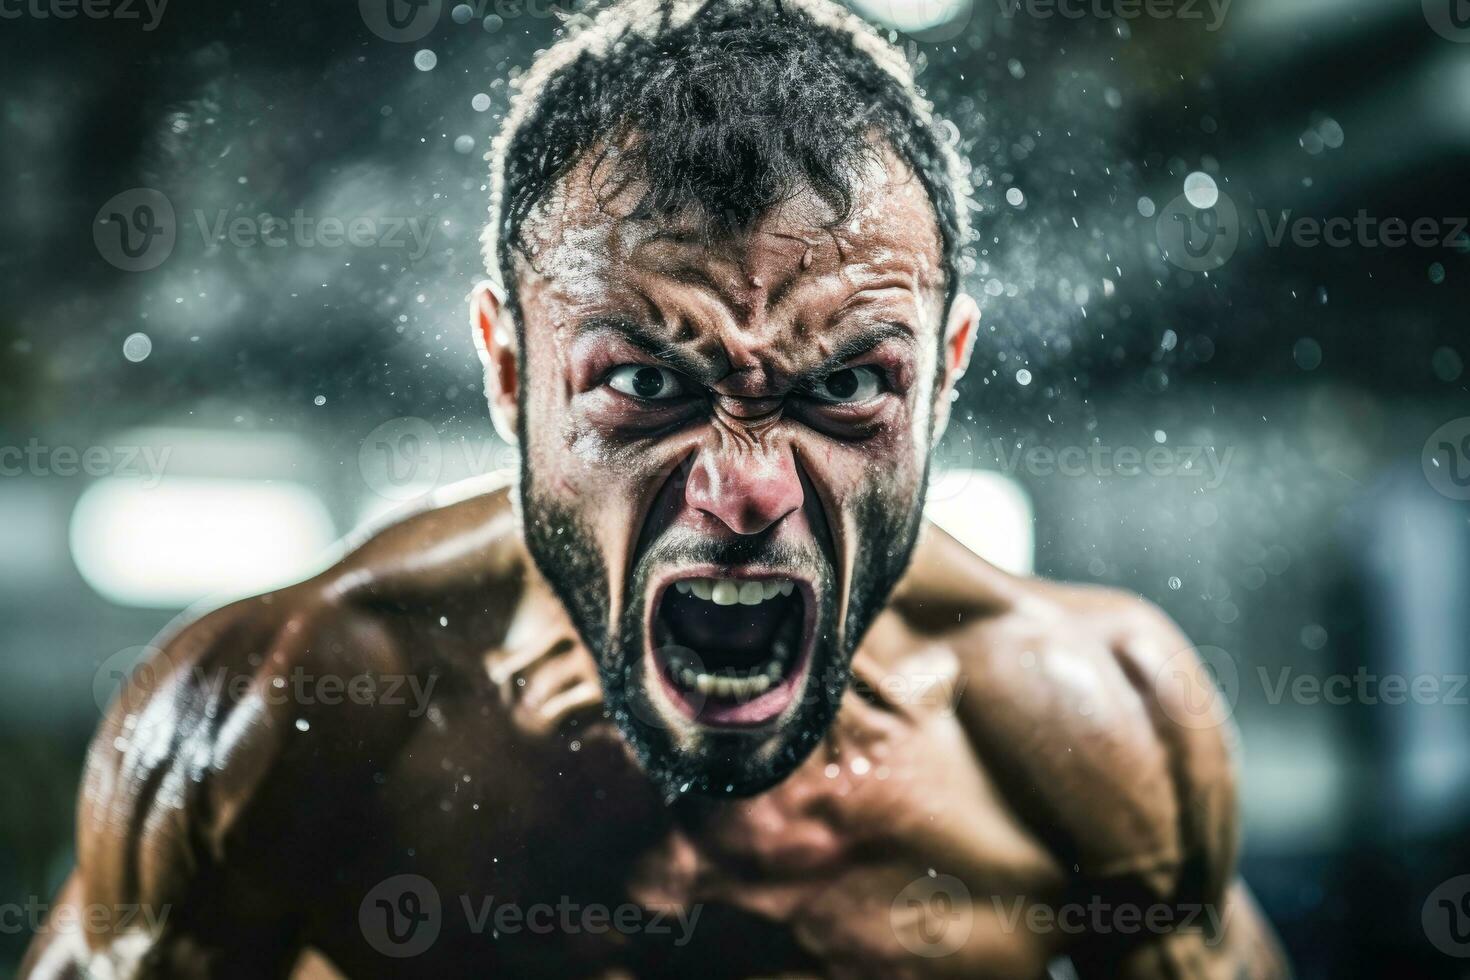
top-left (1, 0), bottom-right (1468, 975)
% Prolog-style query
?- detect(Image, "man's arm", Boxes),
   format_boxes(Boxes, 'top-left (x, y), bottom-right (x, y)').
top-left (22, 588), bottom-right (415, 979)
top-left (942, 566), bottom-right (1291, 980)
top-left (1067, 601), bottom-right (1291, 979)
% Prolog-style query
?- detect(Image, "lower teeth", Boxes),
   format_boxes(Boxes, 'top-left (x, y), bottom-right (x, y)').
top-left (664, 641), bottom-right (791, 699)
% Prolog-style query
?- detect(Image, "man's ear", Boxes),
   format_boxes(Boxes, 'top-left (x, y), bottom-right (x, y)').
top-left (471, 280), bottom-right (519, 444)
top-left (933, 291), bottom-right (979, 440)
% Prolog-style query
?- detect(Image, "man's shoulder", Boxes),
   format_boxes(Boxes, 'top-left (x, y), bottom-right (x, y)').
top-left (120, 476), bottom-right (524, 710)
top-left (79, 482), bottom-right (529, 886)
top-left (899, 527), bottom-right (1239, 903)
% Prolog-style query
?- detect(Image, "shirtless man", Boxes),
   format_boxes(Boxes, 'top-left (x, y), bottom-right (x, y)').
top-left (24, 0), bottom-right (1288, 975)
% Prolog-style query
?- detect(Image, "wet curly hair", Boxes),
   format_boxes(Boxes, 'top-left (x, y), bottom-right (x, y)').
top-left (482, 0), bottom-right (973, 311)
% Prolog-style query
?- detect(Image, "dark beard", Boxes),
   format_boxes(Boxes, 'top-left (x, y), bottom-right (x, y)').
top-left (519, 465), bottom-right (926, 801)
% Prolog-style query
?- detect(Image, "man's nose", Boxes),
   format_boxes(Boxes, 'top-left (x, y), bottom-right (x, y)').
top-left (684, 442), bottom-right (804, 535)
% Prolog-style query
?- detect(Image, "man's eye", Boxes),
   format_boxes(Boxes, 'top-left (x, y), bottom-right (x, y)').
top-left (807, 366), bottom-right (883, 404)
top-left (605, 364), bottom-right (686, 401)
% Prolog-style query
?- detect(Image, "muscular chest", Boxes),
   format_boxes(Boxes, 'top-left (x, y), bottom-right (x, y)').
top-left (342, 671), bottom-right (1063, 977)
top-left (611, 697), bottom-right (1063, 975)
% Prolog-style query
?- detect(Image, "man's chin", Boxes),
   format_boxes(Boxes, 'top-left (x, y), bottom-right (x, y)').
top-left (606, 639), bottom-right (845, 800)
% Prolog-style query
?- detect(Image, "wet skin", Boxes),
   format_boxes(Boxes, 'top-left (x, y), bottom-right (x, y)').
top-left (25, 150), bottom-right (1288, 978)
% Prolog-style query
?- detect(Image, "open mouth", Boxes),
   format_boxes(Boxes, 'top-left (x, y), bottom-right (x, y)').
top-left (646, 571), bottom-right (814, 729)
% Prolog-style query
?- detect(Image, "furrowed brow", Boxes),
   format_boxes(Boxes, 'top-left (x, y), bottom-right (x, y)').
top-left (799, 323), bottom-right (915, 385)
top-left (575, 315), bottom-right (710, 380)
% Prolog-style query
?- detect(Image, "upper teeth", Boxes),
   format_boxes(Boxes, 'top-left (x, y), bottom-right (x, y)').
top-left (673, 577), bottom-right (795, 606)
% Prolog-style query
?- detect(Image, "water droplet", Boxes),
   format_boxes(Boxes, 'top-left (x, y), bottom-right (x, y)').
top-left (295, 718), bottom-right (310, 732)
top-left (123, 332), bottom-right (152, 362)
top-left (1015, 368), bottom-right (1032, 386)
top-left (1431, 346), bottom-right (1463, 382)
top-left (1183, 171), bottom-right (1218, 209)
top-left (313, 394), bottom-right (326, 406)
top-left (413, 49), bottom-right (438, 72)
top-left (1168, 576), bottom-right (1182, 590)
top-left (1137, 196), bottom-right (1156, 218)
top-left (454, 134), bottom-right (476, 154)
top-left (1293, 337), bottom-right (1322, 371)
top-left (471, 93), bottom-right (491, 112)
top-left (1318, 117), bottom-right (1344, 149)
top-left (1005, 187), bottom-right (1024, 207)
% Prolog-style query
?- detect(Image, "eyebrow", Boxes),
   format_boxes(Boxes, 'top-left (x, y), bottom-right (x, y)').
top-left (797, 322), bottom-right (915, 385)
top-left (575, 316), bottom-right (713, 380)
top-left (575, 316), bottom-right (914, 385)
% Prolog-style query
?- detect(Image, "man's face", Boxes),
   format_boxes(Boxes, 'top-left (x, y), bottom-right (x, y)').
top-left (497, 145), bottom-right (968, 799)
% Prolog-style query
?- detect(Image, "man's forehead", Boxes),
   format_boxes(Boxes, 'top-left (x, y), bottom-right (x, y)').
top-left (513, 144), bottom-right (946, 319)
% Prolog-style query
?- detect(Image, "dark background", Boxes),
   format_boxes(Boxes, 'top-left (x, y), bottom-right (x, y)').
top-left (2, 0), bottom-right (1468, 975)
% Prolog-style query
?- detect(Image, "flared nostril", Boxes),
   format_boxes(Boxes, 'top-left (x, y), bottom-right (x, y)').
top-left (685, 447), bottom-right (804, 535)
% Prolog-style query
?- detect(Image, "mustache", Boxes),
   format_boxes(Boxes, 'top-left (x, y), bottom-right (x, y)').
top-left (635, 529), bottom-right (824, 581)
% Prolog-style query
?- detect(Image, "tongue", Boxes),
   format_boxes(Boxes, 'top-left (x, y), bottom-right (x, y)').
top-left (659, 590), bottom-right (796, 669)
